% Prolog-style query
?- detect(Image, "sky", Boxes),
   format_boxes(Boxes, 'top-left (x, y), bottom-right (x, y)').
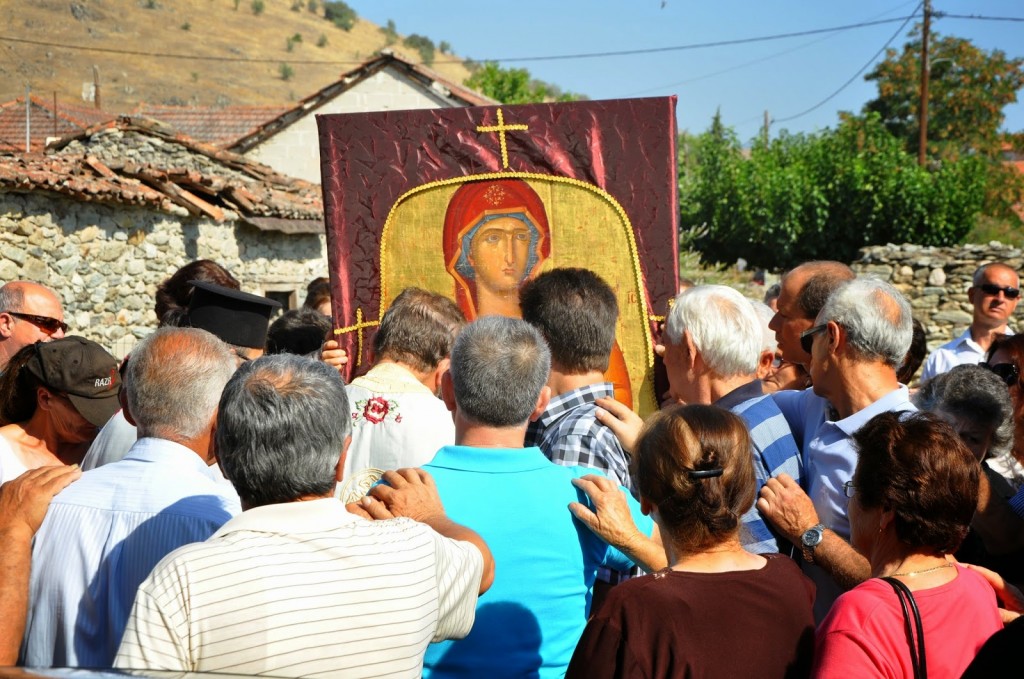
top-left (348, 0), bottom-right (1023, 144)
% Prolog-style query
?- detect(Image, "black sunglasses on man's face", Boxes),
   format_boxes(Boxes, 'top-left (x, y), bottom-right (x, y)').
top-left (3, 311), bottom-right (68, 335)
top-left (978, 283), bottom-right (1020, 300)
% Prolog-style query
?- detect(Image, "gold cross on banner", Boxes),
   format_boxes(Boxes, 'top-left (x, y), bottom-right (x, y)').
top-left (333, 307), bottom-right (379, 367)
top-left (476, 108), bottom-right (529, 169)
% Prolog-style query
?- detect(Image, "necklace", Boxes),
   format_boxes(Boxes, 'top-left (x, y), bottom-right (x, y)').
top-left (889, 561), bottom-right (954, 577)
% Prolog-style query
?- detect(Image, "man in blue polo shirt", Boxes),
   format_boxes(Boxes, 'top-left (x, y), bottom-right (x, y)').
top-left (418, 316), bottom-right (655, 679)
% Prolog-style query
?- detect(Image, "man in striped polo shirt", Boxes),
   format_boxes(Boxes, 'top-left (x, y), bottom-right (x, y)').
top-left (115, 354), bottom-right (494, 678)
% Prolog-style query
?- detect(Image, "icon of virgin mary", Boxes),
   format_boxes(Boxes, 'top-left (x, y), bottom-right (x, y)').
top-left (442, 177), bottom-right (632, 407)
top-left (442, 179), bottom-right (549, 320)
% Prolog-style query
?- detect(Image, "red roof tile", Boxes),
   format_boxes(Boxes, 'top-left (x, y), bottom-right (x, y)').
top-left (1, 117), bottom-right (322, 229)
top-left (132, 104), bottom-right (292, 147)
top-left (0, 96), bottom-right (115, 153)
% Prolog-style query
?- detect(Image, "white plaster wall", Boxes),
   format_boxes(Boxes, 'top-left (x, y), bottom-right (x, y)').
top-left (246, 68), bottom-right (456, 183)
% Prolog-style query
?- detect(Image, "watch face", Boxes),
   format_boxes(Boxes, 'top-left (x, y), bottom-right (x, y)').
top-left (802, 526), bottom-right (823, 548)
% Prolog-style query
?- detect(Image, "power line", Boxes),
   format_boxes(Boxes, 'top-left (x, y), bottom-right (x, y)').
top-left (623, 0), bottom-right (922, 99)
top-left (937, 13), bottom-right (1024, 22)
top-left (772, 3), bottom-right (921, 125)
top-left (0, 16), bottom-right (918, 66)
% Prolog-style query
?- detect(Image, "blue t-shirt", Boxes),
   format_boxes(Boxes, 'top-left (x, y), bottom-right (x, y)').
top-left (422, 444), bottom-right (653, 679)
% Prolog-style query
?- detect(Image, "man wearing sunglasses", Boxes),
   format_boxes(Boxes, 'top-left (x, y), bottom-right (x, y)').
top-left (920, 263), bottom-right (1019, 383)
top-left (0, 281), bottom-right (67, 373)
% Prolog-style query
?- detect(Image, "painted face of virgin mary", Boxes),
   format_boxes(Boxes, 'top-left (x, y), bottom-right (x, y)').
top-left (466, 215), bottom-right (533, 294)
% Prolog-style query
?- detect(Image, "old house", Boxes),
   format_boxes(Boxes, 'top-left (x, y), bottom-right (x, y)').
top-left (138, 50), bottom-right (496, 183)
top-left (0, 116), bottom-right (325, 357)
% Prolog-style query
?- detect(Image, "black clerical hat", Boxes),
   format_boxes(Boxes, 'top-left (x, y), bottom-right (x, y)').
top-left (185, 281), bottom-right (281, 349)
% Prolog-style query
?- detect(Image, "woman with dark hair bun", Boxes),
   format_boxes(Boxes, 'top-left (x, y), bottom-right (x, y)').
top-left (813, 411), bottom-right (1002, 678)
top-left (567, 404), bottom-right (815, 679)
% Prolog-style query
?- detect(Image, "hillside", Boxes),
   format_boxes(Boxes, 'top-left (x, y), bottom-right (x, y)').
top-left (0, 0), bottom-right (473, 110)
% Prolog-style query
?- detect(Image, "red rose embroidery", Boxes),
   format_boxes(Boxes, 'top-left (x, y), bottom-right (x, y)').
top-left (363, 397), bottom-right (390, 424)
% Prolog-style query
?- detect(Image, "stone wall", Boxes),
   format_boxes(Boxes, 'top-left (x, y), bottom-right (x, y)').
top-left (853, 242), bottom-right (1024, 352)
top-left (0, 191), bottom-right (327, 358)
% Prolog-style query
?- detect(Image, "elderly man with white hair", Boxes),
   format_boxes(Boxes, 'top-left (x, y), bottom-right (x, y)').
top-left (758, 277), bottom-right (916, 619)
top-left (661, 285), bottom-right (802, 555)
top-left (599, 285), bottom-right (802, 556)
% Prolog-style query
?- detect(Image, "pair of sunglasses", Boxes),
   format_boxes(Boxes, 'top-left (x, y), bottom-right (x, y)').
top-left (800, 324), bottom-right (827, 355)
top-left (4, 311), bottom-right (68, 335)
top-left (980, 361), bottom-right (1020, 387)
top-left (978, 283), bottom-right (1021, 299)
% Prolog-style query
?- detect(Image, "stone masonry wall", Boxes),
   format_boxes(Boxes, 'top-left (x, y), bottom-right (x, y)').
top-left (853, 242), bottom-right (1024, 353)
top-left (0, 192), bottom-right (327, 358)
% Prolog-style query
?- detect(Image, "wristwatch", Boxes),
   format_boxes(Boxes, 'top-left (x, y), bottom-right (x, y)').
top-left (800, 524), bottom-right (825, 564)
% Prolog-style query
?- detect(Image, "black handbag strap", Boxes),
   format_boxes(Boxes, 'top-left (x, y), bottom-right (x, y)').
top-left (881, 576), bottom-right (927, 679)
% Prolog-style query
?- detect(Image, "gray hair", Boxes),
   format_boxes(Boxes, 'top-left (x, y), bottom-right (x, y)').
top-left (913, 364), bottom-right (1014, 459)
top-left (664, 285), bottom-right (761, 378)
top-left (817, 278), bottom-right (912, 368)
top-left (126, 327), bottom-right (236, 441)
top-left (749, 300), bottom-right (778, 354)
top-left (450, 316), bottom-right (550, 427)
top-left (0, 283), bottom-right (25, 312)
top-left (216, 354), bottom-right (351, 507)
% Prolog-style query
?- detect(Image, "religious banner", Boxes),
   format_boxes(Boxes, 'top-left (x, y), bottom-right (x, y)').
top-left (317, 96), bottom-right (678, 416)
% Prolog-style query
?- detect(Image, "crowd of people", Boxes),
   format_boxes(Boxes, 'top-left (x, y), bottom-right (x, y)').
top-left (1, 257), bottom-right (1024, 678)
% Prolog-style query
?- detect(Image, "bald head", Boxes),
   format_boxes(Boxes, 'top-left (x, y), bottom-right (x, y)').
top-left (969, 262), bottom-right (1020, 332)
top-left (769, 261), bottom-right (855, 365)
top-left (0, 281), bottom-right (66, 370)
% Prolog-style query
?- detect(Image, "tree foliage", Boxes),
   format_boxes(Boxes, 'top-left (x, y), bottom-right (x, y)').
top-left (683, 112), bottom-right (987, 270)
top-left (863, 31), bottom-right (1024, 221)
top-left (323, 1), bottom-right (356, 31)
top-left (403, 34), bottom-right (435, 65)
top-left (865, 30), bottom-right (1024, 161)
top-left (465, 62), bottom-right (582, 104)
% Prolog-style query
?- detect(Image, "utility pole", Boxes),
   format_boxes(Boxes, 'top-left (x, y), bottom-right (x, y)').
top-left (918, 0), bottom-right (931, 166)
top-left (93, 65), bottom-right (101, 110)
top-left (24, 84), bottom-right (30, 153)
top-left (763, 110), bottom-right (770, 144)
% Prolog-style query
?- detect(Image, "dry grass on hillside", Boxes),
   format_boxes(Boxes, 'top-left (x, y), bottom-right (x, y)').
top-left (0, 0), bottom-right (472, 110)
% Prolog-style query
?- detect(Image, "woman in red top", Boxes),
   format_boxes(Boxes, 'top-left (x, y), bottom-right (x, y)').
top-left (813, 411), bottom-right (1003, 678)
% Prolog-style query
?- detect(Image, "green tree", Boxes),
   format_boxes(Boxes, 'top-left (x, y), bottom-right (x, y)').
top-left (323, 1), bottom-right (356, 31)
top-left (439, 40), bottom-right (451, 55)
top-left (279, 62), bottom-right (294, 81)
top-left (464, 61), bottom-right (582, 104)
top-left (865, 31), bottom-right (1024, 161)
top-left (403, 34), bottom-right (435, 66)
top-left (684, 113), bottom-right (987, 269)
top-left (380, 19), bottom-right (398, 46)
top-left (251, 0), bottom-right (264, 16)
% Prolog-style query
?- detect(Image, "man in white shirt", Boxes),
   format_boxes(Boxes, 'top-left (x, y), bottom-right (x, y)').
top-left (920, 262), bottom-right (1019, 383)
top-left (22, 328), bottom-right (240, 667)
top-left (343, 288), bottom-right (464, 482)
top-left (116, 354), bottom-right (493, 678)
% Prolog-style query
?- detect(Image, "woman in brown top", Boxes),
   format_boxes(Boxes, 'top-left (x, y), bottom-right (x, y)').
top-left (566, 404), bottom-right (816, 679)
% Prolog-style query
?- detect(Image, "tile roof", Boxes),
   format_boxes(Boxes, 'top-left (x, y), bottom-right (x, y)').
top-left (0, 96), bottom-right (116, 153)
top-left (229, 50), bottom-right (496, 153)
top-left (131, 103), bottom-right (292, 147)
top-left (0, 117), bottom-right (322, 230)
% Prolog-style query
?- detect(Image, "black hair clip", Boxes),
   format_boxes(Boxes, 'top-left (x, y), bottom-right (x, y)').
top-left (688, 468), bottom-right (724, 479)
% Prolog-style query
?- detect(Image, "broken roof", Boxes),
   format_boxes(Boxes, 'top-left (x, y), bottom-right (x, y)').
top-left (0, 116), bottom-right (323, 231)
